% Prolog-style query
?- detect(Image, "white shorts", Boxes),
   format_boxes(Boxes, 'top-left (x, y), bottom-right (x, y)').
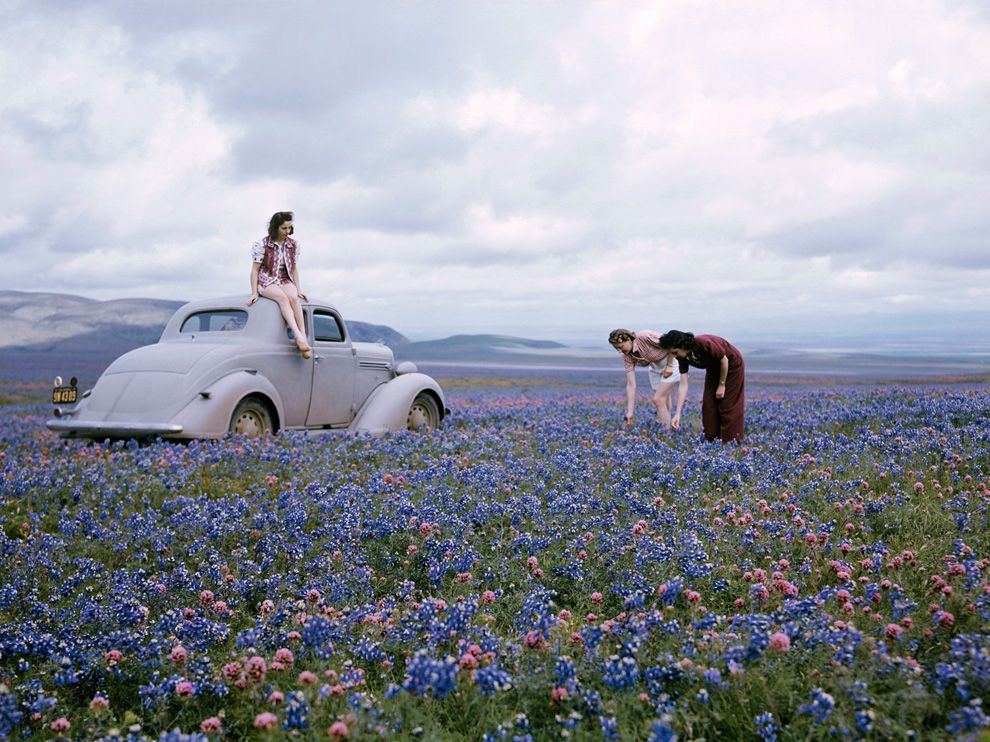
top-left (648, 362), bottom-right (681, 390)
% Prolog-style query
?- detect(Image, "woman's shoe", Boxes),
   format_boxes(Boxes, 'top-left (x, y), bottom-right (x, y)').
top-left (298, 343), bottom-right (312, 359)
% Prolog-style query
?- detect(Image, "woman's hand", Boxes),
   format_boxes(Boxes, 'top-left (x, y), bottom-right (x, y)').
top-left (297, 291), bottom-right (308, 301)
top-left (624, 413), bottom-right (634, 428)
top-left (671, 413), bottom-right (681, 429)
top-left (716, 382), bottom-right (726, 399)
top-left (247, 292), bottom-right (259, 306)
top-left (662, 368), bottom-right (673, 378)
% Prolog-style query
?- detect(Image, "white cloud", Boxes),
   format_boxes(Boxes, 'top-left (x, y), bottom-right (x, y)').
top-left (0, 12), bottom-right (236, 248)
top-left (463, 203), bottom-right (580, 250)
top-left (454, 89), bottom-right (558, 136)
top-left (0, 0), bottom-right (987, 343)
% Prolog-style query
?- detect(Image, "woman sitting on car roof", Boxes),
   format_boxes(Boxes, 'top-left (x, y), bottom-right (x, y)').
top-left (247, 211), bottom-right (311, 358)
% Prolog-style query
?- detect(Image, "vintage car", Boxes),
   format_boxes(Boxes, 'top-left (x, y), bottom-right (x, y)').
top-left (46, 296), bottom-right (447, 439)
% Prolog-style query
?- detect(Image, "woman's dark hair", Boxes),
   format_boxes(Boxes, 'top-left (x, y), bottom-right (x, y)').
top-left (659, 330), bottom-right (695, 350)
top-left (608, 329), bottom-right (635, 346)
top-left (268, 211), bottom-right (294, 240)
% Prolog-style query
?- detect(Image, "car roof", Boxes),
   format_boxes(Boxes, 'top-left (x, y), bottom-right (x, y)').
top-left (177, 295), bottom-right (340, 314)
top-left (161, 296), bottom-right (347, 340)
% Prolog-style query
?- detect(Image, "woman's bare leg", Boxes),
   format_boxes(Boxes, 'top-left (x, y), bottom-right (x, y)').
top-left (653, 385), bottom-right (674, 428)
top-left (260, 284), bottom-right (310, 353)
top-left (280, 282), bottom-right (306, 340)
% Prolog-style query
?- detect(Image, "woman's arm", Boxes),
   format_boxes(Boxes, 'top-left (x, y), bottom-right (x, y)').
top-left (291, 266), bottom-right (306, 301)
top-left (624, 369), bottom-right (637, 426)
top-left (662, 353), bottom-right (675, 378)
top-left (716, 355), bottom-right (728, 398)
top-left (247, 263), bottom-right (261, 305)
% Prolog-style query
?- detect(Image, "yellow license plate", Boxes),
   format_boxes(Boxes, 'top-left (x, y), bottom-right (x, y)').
top-left (53, 386), bottom-right (78, 404)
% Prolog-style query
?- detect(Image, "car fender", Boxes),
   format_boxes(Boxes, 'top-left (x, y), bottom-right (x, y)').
top-left (349, 373), bottom-right (446, 433)
top-left (171, 369), bottom-right (286, 437)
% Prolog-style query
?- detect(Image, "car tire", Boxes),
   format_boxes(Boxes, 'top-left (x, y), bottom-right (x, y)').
top-left (229, 397), bottom-right (274, 438)
top-left (406, 393), bottom-right (440, 432)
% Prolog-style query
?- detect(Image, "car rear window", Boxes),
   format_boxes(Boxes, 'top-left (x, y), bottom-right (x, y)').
top-left (180, 310), bottom-right (248, 333)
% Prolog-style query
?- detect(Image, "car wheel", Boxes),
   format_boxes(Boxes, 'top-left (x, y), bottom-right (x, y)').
top-left (229, 398), bottom-right (273, 438)
top-left (406, 393), bottom-right (440, 432)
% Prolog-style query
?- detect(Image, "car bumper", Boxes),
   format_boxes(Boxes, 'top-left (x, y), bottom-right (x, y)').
top-left (46, 420), bottom-right (184, 438)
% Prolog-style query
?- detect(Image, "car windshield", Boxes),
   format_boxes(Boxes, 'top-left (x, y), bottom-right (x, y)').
top-left (180, 310), bottom-right (248, 333)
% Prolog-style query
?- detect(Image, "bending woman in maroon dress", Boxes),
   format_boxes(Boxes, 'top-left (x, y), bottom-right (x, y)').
top-left (660, 330), bottom-right (745, 443)
top-left (247, 211), bottom-right (311, 359)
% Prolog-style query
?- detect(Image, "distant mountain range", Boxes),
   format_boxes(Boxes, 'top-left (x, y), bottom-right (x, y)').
top-left (0, 290), bottom-right (570, 381)
top-left (400, 334), bottom-right (566, 360)
top-left (0, 290), bottom-right (413, 349)
top-left (0, 291), bottom-right (182, 349)
top-left (2, 291), bottom-right (987, 384)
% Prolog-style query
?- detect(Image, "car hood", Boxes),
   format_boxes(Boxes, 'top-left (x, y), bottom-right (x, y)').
top-left (352, 342), bottom-right (394, 363)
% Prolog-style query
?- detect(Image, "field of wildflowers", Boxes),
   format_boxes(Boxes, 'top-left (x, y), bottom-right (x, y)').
top-left (1, 372), bottom-right (989, 740)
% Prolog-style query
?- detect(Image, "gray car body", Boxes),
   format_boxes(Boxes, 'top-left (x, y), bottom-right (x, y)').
top-left (46, 296), bottom-right (447, 439)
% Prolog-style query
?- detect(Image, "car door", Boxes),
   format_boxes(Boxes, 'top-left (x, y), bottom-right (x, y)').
top-left (305, 309), bottom-right (356, 426)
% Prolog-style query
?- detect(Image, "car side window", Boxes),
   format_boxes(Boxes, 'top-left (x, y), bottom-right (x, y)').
top-left (313, 311), bottom-right (344, 342)
top-left (180, 310), bottom-right (248, 333)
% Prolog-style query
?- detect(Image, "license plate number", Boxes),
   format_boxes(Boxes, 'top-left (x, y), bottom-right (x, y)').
top-left (53, 386), bottom-right (78, 404)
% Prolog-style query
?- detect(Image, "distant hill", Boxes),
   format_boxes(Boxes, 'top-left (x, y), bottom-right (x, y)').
top-left (0, 290), bottom-right (409, 382)
top-left (0, 290), bottom-right (409, 349)
top-left (396, 334), bottom-right (566, 360)
top-left (0, 290), bottom-right (184, 349)
top-left (0, 291), bottom-right (583, 383)
top-left (349, 322), bottom-right (408, 347)
top-left (9, 291), bottom-right (982, 387)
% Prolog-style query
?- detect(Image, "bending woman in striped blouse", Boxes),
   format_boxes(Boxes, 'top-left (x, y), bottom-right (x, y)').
top-left (609, 329), bottom-right (690, 430)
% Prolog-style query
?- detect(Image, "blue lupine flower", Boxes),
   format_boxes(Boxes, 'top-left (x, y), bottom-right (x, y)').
top-left (702, 668), bottom-right (726, 690)
top-left (647, 715), bottom-right (678, 742)
top-left (476, 663), bottom-right (513, 696)
top-left (799, 687), bottom-right (836, 723)
top-left (600, 715), bottom-right (620, 740)
top-left (847, 680), bottom-right (871, 707)
top-left (554, 656), bottom-right (581, 694)
top-left (0, 686), bottom-right (22, 739)
top-left (602, 655), bottom-right (639, 689)
top-left (401, 650), bottom-right (460, 698)
top-left (157, 732), bottom-right (208, 742)
top-left (514, 586), bottom-right (558, 637)
top-left (946, 699), bottom-right (990, 735)
top-left (24, 688), bottom-right (57, 716)
top-left (855, 709), bottom-right (875, 735)
top-left (754, 712), bottom-right (778, 742)
top-left (353, 636), bottom-right (385, 663)
top-left (282, 690), bottom-right (309, 730)
top-left (556, 709), bottom-right (583, 731)
top-left (300, 614), bottom-right (336, 659)
top-left (583, 690), bottom-right (602, 715)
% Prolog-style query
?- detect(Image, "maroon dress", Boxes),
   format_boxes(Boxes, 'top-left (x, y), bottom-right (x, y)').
top-left (683, 334), bottom-right (745, 443)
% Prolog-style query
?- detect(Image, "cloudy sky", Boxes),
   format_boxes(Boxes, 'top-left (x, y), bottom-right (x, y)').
top-left (2, 0), bottom-right (988, 344)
